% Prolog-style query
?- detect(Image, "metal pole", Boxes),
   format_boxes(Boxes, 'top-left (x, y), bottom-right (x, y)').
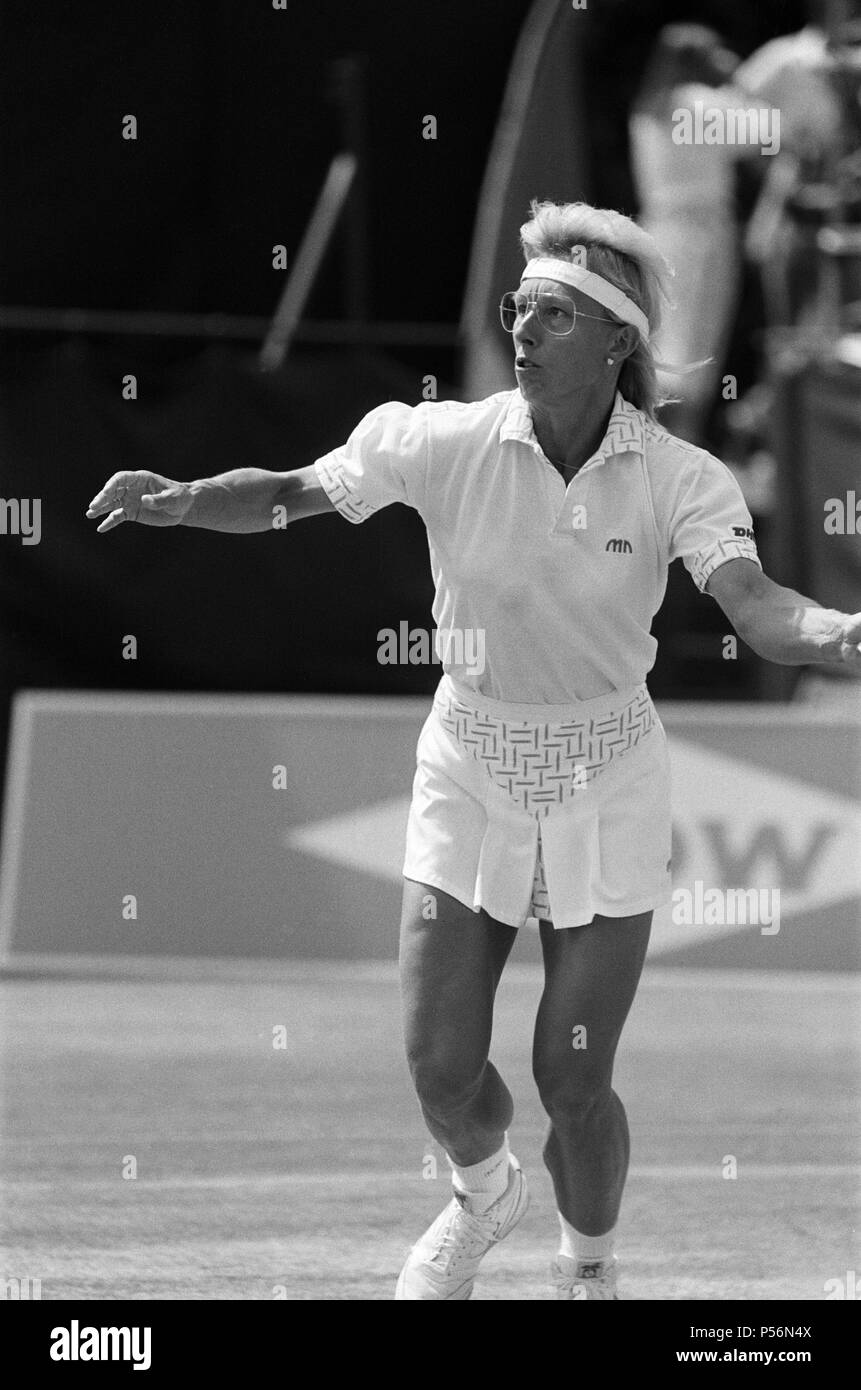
top-left (0, 306), bottom-right (459, 347)
top-left (259, 153), bottom-right (357, 371)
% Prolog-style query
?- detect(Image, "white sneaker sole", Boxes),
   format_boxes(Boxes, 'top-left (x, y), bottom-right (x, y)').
top-left (394, 1265), bottom-right (473, 1300)
top-left (395, 1165), bottom-right (530, 1301)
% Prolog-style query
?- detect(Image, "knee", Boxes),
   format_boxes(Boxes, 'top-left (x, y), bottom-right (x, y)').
top-left (407, 1045), bottom-right (486, 1119)
top-left (533, 1053), bottom-right (611, 1125)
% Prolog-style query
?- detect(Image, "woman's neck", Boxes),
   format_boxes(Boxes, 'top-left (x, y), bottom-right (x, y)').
top-left (530, 386), bottom-right (618, 476)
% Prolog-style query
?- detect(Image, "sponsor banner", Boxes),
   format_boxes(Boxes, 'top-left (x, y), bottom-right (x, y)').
top-left (1, 693), bottom-right (858, 970)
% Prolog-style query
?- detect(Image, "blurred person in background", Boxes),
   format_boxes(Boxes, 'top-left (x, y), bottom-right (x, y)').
top-left (737, 0), bottom-right (856, 330)
top-left (630, 24), bottom-right (763, 445)
top-left (735, 0), bottom-right (846, 166)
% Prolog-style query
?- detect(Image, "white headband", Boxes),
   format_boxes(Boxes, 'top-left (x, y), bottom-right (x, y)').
top-left (521, 255), bottom-right (649, 341)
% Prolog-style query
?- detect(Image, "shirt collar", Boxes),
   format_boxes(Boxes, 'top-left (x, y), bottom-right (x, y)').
top-left (499, 389), bottom-right (645, 470)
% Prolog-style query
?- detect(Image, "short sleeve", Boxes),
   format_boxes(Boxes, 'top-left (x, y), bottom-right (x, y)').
top-left (313, 400), bottom-right (429, 524)
top-left (668, 453), bottom-right (762, 595)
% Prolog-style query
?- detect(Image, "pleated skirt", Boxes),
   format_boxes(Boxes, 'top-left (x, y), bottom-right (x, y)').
top-left (403, 673), bottom-right (674, 930)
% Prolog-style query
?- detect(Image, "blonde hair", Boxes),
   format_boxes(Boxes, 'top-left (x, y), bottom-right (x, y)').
top-left (519, 199), bottom-right (680, 419)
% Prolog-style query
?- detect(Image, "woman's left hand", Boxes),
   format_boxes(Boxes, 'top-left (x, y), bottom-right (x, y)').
top-left (839, 613), bottom-right (861, 671)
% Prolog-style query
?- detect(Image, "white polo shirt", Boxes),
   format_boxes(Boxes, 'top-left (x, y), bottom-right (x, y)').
top-left (314, 389), bottom-right (761, 703)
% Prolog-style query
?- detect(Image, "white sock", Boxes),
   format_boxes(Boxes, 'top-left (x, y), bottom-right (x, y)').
top-left (558, 1214), bottom-right (616, 1265)
top-left (448, 1137), bottom-right (511, 1213)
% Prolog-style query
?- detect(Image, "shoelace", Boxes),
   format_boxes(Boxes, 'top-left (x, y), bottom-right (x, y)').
top-left (554, 1262), bottom-right (615, 1298)
top-left (428, 1199), bottom-right (507, 1274)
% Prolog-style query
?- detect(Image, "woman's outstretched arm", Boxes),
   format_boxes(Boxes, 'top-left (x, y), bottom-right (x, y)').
top-left (86, 463), bottom-right (334, 534)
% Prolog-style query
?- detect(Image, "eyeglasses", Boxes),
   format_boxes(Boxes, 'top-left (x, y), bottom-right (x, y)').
top-left (499, 289), bottom-right (617, 337)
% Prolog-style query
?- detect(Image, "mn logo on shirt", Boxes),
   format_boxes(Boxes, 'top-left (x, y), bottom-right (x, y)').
top-left (605, 538), bottom-right (633, 553)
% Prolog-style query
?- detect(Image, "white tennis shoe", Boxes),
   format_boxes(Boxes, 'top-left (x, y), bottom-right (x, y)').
top-left (551, 1254), bottom-right (619, 1299)
top-left (395, 1154), bottom-right (529, 1300)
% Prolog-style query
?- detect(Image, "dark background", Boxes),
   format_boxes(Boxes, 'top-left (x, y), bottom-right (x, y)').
top-left (0, 0), bottom-right (810, 789)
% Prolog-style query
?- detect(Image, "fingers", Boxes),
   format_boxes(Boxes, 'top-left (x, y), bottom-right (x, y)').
top-left (95, 508), bottom-right (127, 534)
top-left (87, 474), bottom-right (152, 529)
top-left (86, 473), bottom-right (126, 518)
top-left (86, 475), bottom-right (181, 531)
top-left (86, 472), bottom-right (162, 521)
top-left (86, 496), bottom-right (117, 517)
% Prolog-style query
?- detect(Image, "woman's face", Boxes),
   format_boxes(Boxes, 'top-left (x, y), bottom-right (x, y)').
top-left (511, 277), bottom-right (626, 409)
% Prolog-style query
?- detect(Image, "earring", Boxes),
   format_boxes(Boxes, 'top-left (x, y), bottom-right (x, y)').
top-left (606, 357), bottom-right (614, 365)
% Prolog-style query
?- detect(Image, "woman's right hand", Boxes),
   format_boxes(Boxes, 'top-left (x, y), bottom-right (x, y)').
top-left (86, 471), bottom-right (195, 532)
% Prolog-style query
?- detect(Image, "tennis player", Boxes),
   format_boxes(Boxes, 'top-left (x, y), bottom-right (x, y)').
top-left (87, 200), bottom-right (861, 1300)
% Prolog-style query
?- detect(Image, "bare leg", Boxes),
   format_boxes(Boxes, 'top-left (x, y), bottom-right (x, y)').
top-left (532, 911), bottom-right (652, 1234)
top-left (399, 878), bottom-right (518, 1166)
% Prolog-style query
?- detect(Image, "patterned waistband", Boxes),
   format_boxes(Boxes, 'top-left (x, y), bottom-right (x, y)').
top-left (433, 675), bottom-right (657, 818)
top-left (439, 674), bottom-right (648, 722)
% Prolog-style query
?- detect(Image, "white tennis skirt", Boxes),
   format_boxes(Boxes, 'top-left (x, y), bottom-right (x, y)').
top-left (403, 674), bottom-right (674, 930)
